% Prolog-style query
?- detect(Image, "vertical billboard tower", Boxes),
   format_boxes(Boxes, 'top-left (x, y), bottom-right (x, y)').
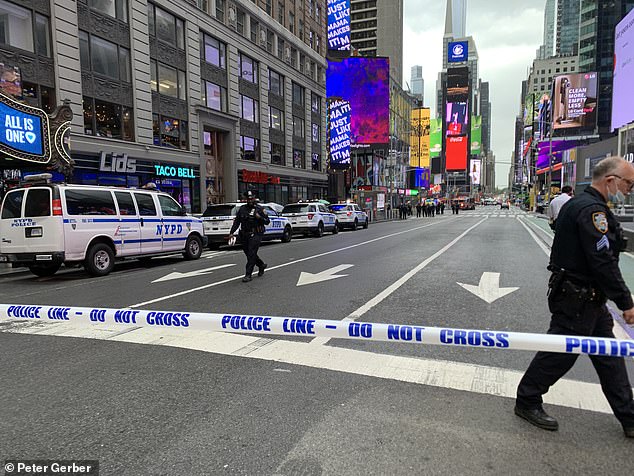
top-left (444, 66), bottom-right (470, 194)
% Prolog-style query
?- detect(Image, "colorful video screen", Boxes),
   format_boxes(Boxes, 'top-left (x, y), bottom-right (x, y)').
top-left (446, 102), bottom-right (469, 136)
top-left (552, 72), bottom-right (597, 131)
top-left (446, 136), bottom-right (468, 171)
top-left (328, 99), bottom-right (351, 169)
top-left (536, 140), bottom-right (578, 169)
top-left (612, 8), bottom-right (634, 131)
top-left (327, 57), bottom-right (390, 144)
top-left (446, 66), bottom-right (469, 101)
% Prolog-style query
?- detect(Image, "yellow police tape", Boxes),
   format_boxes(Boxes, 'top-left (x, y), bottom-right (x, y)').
top-left (1, 303), bottom-right (633, 357)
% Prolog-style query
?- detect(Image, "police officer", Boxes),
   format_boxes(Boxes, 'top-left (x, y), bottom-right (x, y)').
top-left (227, 190), bottom-right (270, 282)
top-left (515, 156), bottom-right (634, 438)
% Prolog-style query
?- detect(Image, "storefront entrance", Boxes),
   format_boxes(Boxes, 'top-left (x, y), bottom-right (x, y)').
top-left (204, 129), bottom-right (225, 205)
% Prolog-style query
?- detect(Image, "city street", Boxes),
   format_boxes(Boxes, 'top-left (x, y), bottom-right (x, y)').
top-left (1, 207), bottom-right (632, 474)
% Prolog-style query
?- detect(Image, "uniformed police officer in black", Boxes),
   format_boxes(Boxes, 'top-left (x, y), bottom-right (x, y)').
top-left (515, 156), bottom-right (634, 438)
top-left (228, 190), bottom-right (270, 282)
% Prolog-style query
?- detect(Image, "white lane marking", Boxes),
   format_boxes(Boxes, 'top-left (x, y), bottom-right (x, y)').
top-left (0, 321), bottom-right (617, 414)
top-left (518, 217), bottom-right (552, 256)
top-left (296, 264), bottom-right (354, 287)
top-left (152, 264), bottom-right (236, 283)
top-left (129, 219), bottom-right (456, 308)
top-left (457, 272), bottom-right (519, 304)
top-left (310, 218), bottom-right (487, 346)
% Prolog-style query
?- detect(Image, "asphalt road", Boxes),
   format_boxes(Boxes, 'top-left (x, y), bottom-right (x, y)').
top-left (1, 206), bottom-right (633, 475)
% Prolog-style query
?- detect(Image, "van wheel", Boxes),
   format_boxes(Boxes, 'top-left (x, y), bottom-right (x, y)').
top-left (281, 226), bottom-right (292, 243)
top-left (184, 235), bottom-right (203, 260)
top-left (85, 243), bottom-right (114, 277)
top-left (29, 263), bottom-right (61, 277)
top-left (332, 221), bottom-right (339, 234)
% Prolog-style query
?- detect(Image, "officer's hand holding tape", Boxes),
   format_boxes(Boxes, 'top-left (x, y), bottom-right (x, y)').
top-left (623, 308), bottom-right (634, 325)
top-left (225, 234), bottom-right (237, 247)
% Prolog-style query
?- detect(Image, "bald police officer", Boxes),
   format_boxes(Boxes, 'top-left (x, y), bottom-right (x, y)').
top-left (515, 156), bottom-right (634, 438)
top-left (228, 190), bottom-right (270, 282)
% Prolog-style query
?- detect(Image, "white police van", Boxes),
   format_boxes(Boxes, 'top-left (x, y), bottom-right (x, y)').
top-left (281, 202), bottom-right (338, 237)
top-left (328, 203), bottom-right (369, 230)
top-left (0, 174), bottom-right (206, 277)
top-left (201, 202), bottom-right (292, 248)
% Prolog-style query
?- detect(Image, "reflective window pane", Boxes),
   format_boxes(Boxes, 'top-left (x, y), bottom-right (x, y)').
top-left (155, 7), bottom-right (176, 44)
top-left (158, 63), bottom-right (178, 97)
top-left (0, 0), bottom-right (34, 52)
top-left (34, 14), bottom-right (50, 57)
top-left (91, 35), bottom-right (119, 79)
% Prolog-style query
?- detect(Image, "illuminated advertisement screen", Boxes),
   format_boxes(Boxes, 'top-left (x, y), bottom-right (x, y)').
top-left (446, 136), bottom-right (467, 170)
top-left (410, 108), bottom-right (430, 168)
top-left (0, 64), bottom-right (21, 98)
top-left (471, 116), bottom-right (481, 154)
top-left (414, 167), bottom-right (431, 189)
top-left (446, 102), bottom-right (468, 136)
top-left (470, 159), bottom-right (481, 185)
top-left (552, 72), bottom-right (598, 131)
top-left (327, 57), bottom-right (390, 144)
top-left (448, 41), bottom-right (468, 63)
top-left (430, 118), bottom-right (442, 158)
top-left (612, 8), bottom-right (634, 131)
top-left (536, 140), bottom-right (578, 170)
top-left (328, 99), bottom-right (351, 169)
top-left (327, 0), bottom-right (350, 51)
top-left (446, 66), bottom-right (469, 101)
top-left (0, 97), bottom-right (45, 157)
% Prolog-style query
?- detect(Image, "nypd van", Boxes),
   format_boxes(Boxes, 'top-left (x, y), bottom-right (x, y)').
top-left (200, 202), bottom-right (292, 248)
top-left (0, 174), bottom-right (206, 277)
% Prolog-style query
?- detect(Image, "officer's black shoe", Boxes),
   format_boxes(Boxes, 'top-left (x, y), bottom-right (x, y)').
top-left (258, 263), bottom-right (267, 277)
top-left (514, 405), bottom-right (559, 431)
top-left (624, 427), bottom-right (634, 438)
top-left (242, 275), bottom-right (252, 283)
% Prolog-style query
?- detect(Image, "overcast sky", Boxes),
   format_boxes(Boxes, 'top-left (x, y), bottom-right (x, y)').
top-left (402, 0), bottom-right (545, 188)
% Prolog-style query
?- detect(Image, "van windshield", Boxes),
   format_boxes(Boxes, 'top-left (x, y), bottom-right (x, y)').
top-left (202, 205), bottom-right (239, 217)
top-left (329, 205), bottom-right (348, 212)
top-left (282, 204), bottom-right (310, 214)
top-left (1, 190), bottom-right (24, 219)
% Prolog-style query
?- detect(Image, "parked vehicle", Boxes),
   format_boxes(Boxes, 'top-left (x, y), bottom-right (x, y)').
top-left (328, 203), bottom-right (369, 230)
top-left (281, 202), bottom-right (338, 236)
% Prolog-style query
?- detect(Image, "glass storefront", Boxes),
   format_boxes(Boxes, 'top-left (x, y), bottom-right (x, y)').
top-left (237, 169), bottom-right (327, 205)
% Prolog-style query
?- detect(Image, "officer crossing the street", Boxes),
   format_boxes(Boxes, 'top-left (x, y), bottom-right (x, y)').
top-left (515, 156), bottom-right (634, 438)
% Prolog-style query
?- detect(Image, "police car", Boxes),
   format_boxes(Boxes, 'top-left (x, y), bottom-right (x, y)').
top-left (201, 202), bottom-right (292, 248)
top-left (281, 202), bottom-right (338, 237)
top-left (0, 174), bottom-right (206, 277)
top-left (328, 203), bottom-right (369, 230)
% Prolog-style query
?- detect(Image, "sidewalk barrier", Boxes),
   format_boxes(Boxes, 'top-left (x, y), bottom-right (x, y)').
top-left (1, 304), bottom-right (633, 358)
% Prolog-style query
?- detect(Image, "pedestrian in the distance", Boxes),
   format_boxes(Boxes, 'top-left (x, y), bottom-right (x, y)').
top-left (416, 202), bottom-right (422, 218)
top-left (547, 185), bottom-right (574, 230)
top-left (515, 156), bottom-right (634, 438)
top-left (227, 190), bottom-right (270, 282)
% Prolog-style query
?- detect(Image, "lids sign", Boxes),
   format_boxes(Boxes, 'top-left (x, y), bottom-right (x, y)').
top-left (0, 92), bottom-right (50, 162)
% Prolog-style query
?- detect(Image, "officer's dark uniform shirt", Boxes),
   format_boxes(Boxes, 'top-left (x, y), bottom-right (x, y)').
top-left (230, 204), bottom-right (270, 236)
top-left (551, 186), bottom-right (633, 311)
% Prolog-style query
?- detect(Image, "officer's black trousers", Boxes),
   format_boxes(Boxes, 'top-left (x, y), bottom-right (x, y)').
top-left (517, 306), bottom-right (634, 427)
top-left (241, 234), bottom-right (264, 277)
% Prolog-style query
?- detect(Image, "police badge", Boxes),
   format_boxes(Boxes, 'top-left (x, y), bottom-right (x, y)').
top-left (592, 212), bottom-right (608, 234)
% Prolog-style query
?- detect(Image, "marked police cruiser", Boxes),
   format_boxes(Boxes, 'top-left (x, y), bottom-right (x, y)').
top-left (0, 174), bottom-right (206, 277)
top-left (281, 202), bottom-right (338, 237)
top-left (201, 202), bottom-right (292, 248)
top-left (328, 203), bottom-right (369, 230)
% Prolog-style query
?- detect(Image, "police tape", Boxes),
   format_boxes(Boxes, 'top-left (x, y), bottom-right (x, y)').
top-left (1, 303), bottom-right (633, 358)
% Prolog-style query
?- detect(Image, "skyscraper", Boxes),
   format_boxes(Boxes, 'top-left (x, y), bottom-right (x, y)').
top-left (444, 0), bottom-right (467, 38)
top-left (537, 0), bottom-right (556, 59)
top-left (556, 0), bottom-right (581, 55)
top-left (350, 0), bottom-right (404, 84)
top-left (410, 65), bottom-right (424, 105)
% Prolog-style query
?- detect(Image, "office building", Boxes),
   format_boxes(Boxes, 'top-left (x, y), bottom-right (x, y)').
top-left (556, 0), bottom-right (581, 55)
top-left (527, 55), bottom-right (578, 96)
top-left (537, 0), bottom-right (556, 59)
top-left (410, 65), bottom-right (424, 105)
top-left (0, 0), bottom-right (328, 210)
top-left (480, 81), bottom-right (491, 153)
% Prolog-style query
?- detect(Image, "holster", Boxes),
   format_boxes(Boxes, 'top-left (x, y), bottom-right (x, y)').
top-left (547, 266), bottom-right (605, 319)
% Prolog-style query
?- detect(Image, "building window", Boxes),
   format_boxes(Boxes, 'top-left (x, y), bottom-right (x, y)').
top-left (240, 95), bottom-right (259, 122)
top-left (89, 0), bottom-right (128, 22)
top-left (269, 69), bottom-right (284, 96)
top-left (0, 1), bottom-right (51, 56)
top-left (292, 82), bottom-right (304, 105)
top-left (288, 12), bottom-right (294, 34)
top-left (153, 114), bottom-right (188, 149)
top-left (202, 33), bottom-right (226, 68)
top-left (292, 116), bottom-right (304, 137)
top-left (269, 106), bottom-right (283, 130)
top-left (203, 80), bottom-right (227, 112)
top-left (80, 31), bottom-right (131, 82)
top-left (240, 135), bottom-right (260, 161)
top-left (22, 82), bottom-right (55, 113)
top-left (150, 60), bottom-right (186, 100)
top-left (270, 142), bottom-right (284, 165)
top-left (250, 19), bottom-right (259, 43)
top-left (264, 0), bottom-right (271, 16)
top-left (239, 53), bottom-right (258, 83)
top-left (266, 29), bottom-right (273, 52)
top-left (311, 123), bottom-right (320, 143)
top-left (215, 0), bottom-right (225, 21)
top-left (148, 3), bottom-right (185, 49)
top-left (311, 153), bottom-right (321, 171)
top-left (236, 9), bottom-right (245, 36)
top-left (277, 38), bottom-right (284, 59)
top-left (277, 2), bottom-right (285, 25)
top-left (293, 149), bottom-right (304, 169)
top-left (311, 92), bottom-right (321, 114)
top-left (83, 96), bottom-right (134, 141)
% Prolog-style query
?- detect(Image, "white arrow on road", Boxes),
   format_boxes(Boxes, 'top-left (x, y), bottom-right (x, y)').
top-left (457, 272), bottom-right (519, 304)
top-left (296, 264), bottom-right (354, 287)
top-left (152, 264), bottom-right (236, 283)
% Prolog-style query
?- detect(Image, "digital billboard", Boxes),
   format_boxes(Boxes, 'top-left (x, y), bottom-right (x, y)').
top-left (0, 64), bottom-right (21, 98)
top-left (430, 118), bottom-right (442, 158)
top-left (446, 102), bottom-right (468, 136)
top-left (446, 136), bottom-right (468, 171)
top-left (328, 99), bottom-right (351, 169)
top-left (612, 8), bottom-right (634, 131)
top-left (448, 41), bottom-right (468, 62)
top-left (327, 0), bottom-right (351, 51)
top-left (471, 116), bottom-right (482, 154)
top-left (0, 91), bottom-right (50, 162)
top-left (536, 140), bottom-right (578, 170)
top-left (446, 66), bottom-right (469, 101)
top-left (470, 159), bottom-right (481, 185)
top-left (536, 93), bottom-right (552, 140)
top-left (410, 108), bottom-right (430, 168)
top-left (552, 72), bottom-right (598, 131)
top-left (327, 57), bottom-right (390, 144)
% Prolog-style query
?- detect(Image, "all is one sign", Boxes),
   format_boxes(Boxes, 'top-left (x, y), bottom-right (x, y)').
top-left (0, 92), bottom-right (50, 162)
